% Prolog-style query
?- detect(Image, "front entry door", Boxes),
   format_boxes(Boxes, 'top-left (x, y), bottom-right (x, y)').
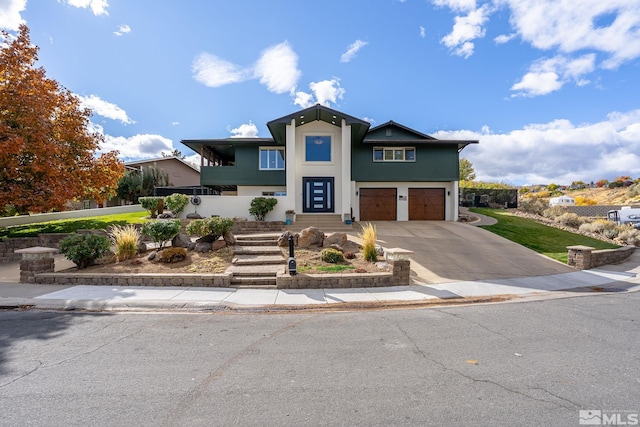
top-left (303, 177), bottom-right (334, 213)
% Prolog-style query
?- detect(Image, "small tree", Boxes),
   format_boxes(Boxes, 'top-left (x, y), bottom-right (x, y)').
top-left (249, 197), bottom-right (277, 221)
top-left (139, 196), bottom-right (164, 218)
top-left (459, 158), bottom-right (476, 182)
top-left (164, 193), bottom-right (190, 216)
top-left (116, 171), bottom-right (143, 204)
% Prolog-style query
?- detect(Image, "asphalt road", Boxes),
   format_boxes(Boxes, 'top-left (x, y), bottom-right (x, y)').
top-left (1, 293), bottom-right (639, 426)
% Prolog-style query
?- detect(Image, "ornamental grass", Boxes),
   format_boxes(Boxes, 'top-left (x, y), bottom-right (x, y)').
top-left (359, 222), bottom-right (378, 262)
top-left (110, 224), bottom-right (141, 261)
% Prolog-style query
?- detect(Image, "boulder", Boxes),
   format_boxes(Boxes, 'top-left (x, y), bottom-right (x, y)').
top-left (298, 227), bottom-right (324, 248)
top-left (195, 242), bottom-right (212, 253)
top-left (171, 233), bottom-right (191, 248)
top-left (322, 232), bottom-right (347, 248)
top-left (277, 231), bottom-right (296, 247)
top-left (137, 241), bottom-right (148, 253)
top-left (157, 212), bottom-right (175, 219)
top-left (211, 239), bottom-right (227, 251)
top-left (329, 243), bottom-right (344, 253)
top-left (223, 232), bottom-right (236, 246)
top-left (186, 212), bottom-right (202, 219)
top-left (147, 250), bottom-right (157, 261)
top-left (196, 234), bottom-right (219, 243)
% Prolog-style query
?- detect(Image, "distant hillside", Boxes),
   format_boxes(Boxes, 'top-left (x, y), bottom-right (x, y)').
top-left (551, 187), bottom-right (640, 206)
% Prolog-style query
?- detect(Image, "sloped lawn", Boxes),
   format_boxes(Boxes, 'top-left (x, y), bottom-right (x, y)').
top-left (470, 208), bottom-right (620, 263)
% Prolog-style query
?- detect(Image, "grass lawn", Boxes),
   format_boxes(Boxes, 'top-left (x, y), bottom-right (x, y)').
top-left (0, 212), bottom-right (150, 239)
top-left (470, 208), bottom-right (620, 263)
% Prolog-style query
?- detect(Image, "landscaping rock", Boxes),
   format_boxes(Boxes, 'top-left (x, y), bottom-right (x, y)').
top-left (329, 243), bottom-right (344, 253)
top-left (137, 241), bottom-right (148, 253)
top-left (147, 251), bottom-right (157, 261)
top-left (196, 234), bottom-right (218, 243)
top-left (172, 233), bottom-right (191, 248)
top-left (234, 216), bottom-right (248, 222)
top-left (223, 232), bottom-right (236, 246)
top-left (158, 212), bottom-right (175, 219)
top-left (211, 239), bottom-right (227, 251)
top-left (186, 213), bottom-right (202, 219)
top-left (322, 232), bottom-right (347, 248)
top-left (298, 227), bottom-right (324, 248)
top-left (277, 231), bottom-right (297, 247)
top-left (195, 242), bottom-right (212, 253)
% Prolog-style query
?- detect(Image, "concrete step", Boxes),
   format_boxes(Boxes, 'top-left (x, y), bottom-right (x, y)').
top-left (235, 233), bottom-right (281, 241)
top-left (227, 264), bottom-right (283, 276)
top-left (234, 239), bottom-right (278, 247)
top-left (233, 254), bottom-right (285, 266)
top-left (234, 246), bottom-right (282, 255)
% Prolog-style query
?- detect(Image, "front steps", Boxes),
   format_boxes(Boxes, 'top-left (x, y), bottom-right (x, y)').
top-left (228, 234), bottom-right (284, 288)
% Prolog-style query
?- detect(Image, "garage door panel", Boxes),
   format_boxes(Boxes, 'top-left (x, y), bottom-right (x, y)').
top-left (360, 188), bottom-right (397, 221)
top-left (409, 188), bottom-right (445, 220)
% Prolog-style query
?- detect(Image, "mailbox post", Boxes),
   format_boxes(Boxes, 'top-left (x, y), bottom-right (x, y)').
top-left (287, 234), bottom-right (297, 275)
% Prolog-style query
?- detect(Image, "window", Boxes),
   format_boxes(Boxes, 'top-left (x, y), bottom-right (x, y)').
top-left (259, 148), bottom-right (285, 170)
top-left (373, 147), bottom-right (416, 162)
top-left (305, 136), bottom-right (331, 162)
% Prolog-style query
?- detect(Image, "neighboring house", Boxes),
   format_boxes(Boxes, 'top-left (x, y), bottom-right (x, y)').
top-left (124, 156), bottom-right (201, 187)
top-left (181, 104), bottom-right (478, 222)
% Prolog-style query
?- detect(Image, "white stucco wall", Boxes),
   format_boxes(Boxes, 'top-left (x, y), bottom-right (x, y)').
top-left (352, 181), bottom-right (459, 221)
top-left (237, 186), bottom-right (287, 197)
top-left (184, 194), bottom-right (288, 221)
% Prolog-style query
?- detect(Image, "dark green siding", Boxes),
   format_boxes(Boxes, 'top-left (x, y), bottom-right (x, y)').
top-left (352, 144), bottom-right (459, 182)
top-left (200, 143), bottom-right (285, 186)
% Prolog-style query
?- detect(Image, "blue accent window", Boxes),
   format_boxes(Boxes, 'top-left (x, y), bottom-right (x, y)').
top-left (259, 148), bottom-right (285, 170)
top-left (305, 136), bottom-right (331, 162)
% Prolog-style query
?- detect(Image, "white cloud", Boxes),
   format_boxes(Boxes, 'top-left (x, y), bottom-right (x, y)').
top-left (100, 133), bottom-right (174, 161)
top-left (340, 39), bottom-right (368, 63)
top-left (66, 0), bottom-right (109, 16)
top-left (192, 41), bottom-right (300, 95)
top-left (253, 41), bottom-right (301, 94)
top-left (503, 0), bottom-right (640, 69)
top-left (433, 109), bottom-right (640, 185)
top-left (114, 24), bottom-right (130, 36)
top-left (192, 53), bottom-right (249, 88)
top-left (440, 4), bottom-right (490, 58)
top-left (0, 0), bottom-right (26, 30)
top-left (78, 94), bottom-right (135, 124)
top-left (511, 54), bottom-right (596, 97)
top-left (494, 33), bottom-right (516, 44)
top-left (432, 0), bottom-right (476, 12)
top-left (420, 26), bottom-right (426, 38)
top-left (294, 79), bottom-right (345, 109)
top-left (228, 121), bottom-right (259, 138)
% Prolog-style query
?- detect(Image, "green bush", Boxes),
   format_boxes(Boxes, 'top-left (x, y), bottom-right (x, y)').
top-left (248, 197), bottom-right (277, 221)
top-left (141, 219), bottom-right (181, 249)
top-left (164, 193), bottom-right (190, 216)
top-left (321, 248), bottom-right (345, 264)
top-left (59, 234), bottom-right (111, 269)
top-left (186, 217), bottom-right (235, 240)
top-left (139, 196), bottom-right (165, 218)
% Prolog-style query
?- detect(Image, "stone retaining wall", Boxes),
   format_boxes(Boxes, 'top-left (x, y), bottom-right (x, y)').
top-left (567, 245), bottom-right (635, 270)
top-left (566, 205), bottom-right (640, 218)
top-left (276, 272), bottom-right (394, 289)
top-left (36, 272), bottom-right (233, 287)
top-left (232, 221), bottom-right (285, 235)
top-left (0, 233), bottom-right (88, 263)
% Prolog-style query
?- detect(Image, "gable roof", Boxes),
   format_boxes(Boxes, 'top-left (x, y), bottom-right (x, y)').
top-left (267, 104), bottom-right (370, 145)
top-left (364, 120), bottom-right (478, 152)
top-left (367, 120), bottom-right (436, 140)
top-left (125, 156), bottom-right (201, 173)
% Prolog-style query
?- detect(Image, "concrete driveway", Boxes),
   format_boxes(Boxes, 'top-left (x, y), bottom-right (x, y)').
top-left (366, 220), bottom-right (575, 284)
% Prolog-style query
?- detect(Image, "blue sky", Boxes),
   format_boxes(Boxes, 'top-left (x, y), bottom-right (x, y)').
top-left (2, 0), bottom-right (640, 186)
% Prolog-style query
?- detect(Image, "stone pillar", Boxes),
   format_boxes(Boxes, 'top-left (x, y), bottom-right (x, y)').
top-left (15, 247), bottom-right (58, 283)
top-left (567, 245), bottom-right (594, 270)
top-left (385, 248), bottom-right (413, 286)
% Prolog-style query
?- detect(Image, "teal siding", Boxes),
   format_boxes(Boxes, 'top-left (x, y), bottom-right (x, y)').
top-left (352, 144), bottom-right (459, 182)
top-left (201, 143), bottom-right (285, 186)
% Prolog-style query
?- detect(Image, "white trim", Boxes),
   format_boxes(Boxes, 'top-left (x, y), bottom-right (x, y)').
top-left (372, 147), bottom-right (416, 162)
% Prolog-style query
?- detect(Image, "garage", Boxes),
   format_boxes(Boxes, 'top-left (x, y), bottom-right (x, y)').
top-left (359, 188), bottom-right (397, 221)
top-left (409, 188), bottom-right (445, 220)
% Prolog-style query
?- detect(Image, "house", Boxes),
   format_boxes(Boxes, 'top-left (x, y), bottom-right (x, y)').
top-left (180, 104), bottom-right (478, 222)
top-left (124, 156), bottom-right (201, 188)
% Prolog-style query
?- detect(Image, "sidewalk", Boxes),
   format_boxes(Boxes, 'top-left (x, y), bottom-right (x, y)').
top-left (1, 252), bottom-right (639, 312)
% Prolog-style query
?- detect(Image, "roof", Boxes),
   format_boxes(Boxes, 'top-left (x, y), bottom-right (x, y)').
top-left (267, 104), bottom-right (371, 145)
top-left (367, 121), bottom-right (437, 140)
top-left (124, 156), bottom-right (201, 173)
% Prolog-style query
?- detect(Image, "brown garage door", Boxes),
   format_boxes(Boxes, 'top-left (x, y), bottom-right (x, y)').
top-left (360, 188), bottom-right (397, 221)
top-left (409, 188), bottom-right (445, 220)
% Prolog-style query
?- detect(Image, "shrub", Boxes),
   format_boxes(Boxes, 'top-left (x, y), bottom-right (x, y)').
top-left (617, 227), bottom-right (640, 246)
top-left (518, 198), bottom-right (547, 215)
top-left (554, 212), bottom-right (584, 228)
top-left (110, 224), bottom-right (141, 261)
top-left (579, 219), bottom-right (618, 239)
top-left (321, 248), bottom-right (345, 264)
top-left (542, 206), bottom-right (567, 219)
top-left (248, 197), bottom-right (277, 221)
top-left (141, 219), bottom-right (181, 249)
top-left (59, 234), bottom-right (111, 269)
top-left (574, 196), bottom-right (597, 206)
top-left (164, 193), bottom-right (190, 216)
top-left (359, 222), bottom-right (378, 262)
top-left (186, 217), bottom-right (235, 240)
top-left (159, 247), bottom-right (187, 263)
top-left (139, 196), bottom-right (165, 218)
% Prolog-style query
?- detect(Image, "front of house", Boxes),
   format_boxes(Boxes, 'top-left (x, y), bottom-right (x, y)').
top-left (181, 104), bottom-right (478, 222)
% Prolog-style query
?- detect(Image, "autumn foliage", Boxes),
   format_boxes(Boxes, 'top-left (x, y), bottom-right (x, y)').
top-left (0, 25), bottom-right (124, 214)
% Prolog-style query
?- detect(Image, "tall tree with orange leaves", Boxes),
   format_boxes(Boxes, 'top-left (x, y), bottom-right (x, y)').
top-left (0, 25), bottom-right (124, 214)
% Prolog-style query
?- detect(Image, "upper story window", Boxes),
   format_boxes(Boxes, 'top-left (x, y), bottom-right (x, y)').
top-left (259, 148), bottom-right (285, 170)
top-left (305, 136), bottom-right (331, 162)
top-left (373, 147), bottom-right (416, 162)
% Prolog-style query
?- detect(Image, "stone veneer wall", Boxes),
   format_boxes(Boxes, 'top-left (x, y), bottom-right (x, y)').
top-left (36, 272), bottom-right (233, 287)
top-left (0, 234), bottom-right (73, 263)
top-left (232, 221), bottom-right (285, 235)
top-left (566, 205), bottom-right (640, 218)
top-left (567, 245), bottom-right (635, 270)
